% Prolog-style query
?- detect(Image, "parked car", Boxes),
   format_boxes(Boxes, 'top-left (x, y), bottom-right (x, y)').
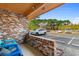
top-left (56, 30), bottom-right (62, 33)
top-left (76, 30), bottom-right (79, 32)
top-left (30, 28), bottom-right (47, 35)
top-left (65, 29), bottom-right (72, 33)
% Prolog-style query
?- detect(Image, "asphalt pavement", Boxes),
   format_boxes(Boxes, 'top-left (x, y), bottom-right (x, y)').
top-left (39, 32), bottom-right (79, 56)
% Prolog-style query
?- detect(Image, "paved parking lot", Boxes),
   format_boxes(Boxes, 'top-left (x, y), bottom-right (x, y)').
top-left (41, 33), bottom-right (70, 44)
top-left (41, 33), bottom-right (79, 45)
top-left (71, 39), bottom-right (79, 46)
top-left (39, 32), bottom-right (79, 56)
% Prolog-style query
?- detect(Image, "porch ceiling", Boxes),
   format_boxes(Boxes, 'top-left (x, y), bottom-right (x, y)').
top-left (0, 3), bottom-right (64, 20)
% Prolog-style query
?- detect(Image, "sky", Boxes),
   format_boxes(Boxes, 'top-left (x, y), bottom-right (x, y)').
top-left (39, 3), bottom-right (79, 24)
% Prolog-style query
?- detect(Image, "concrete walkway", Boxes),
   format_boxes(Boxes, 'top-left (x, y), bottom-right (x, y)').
top-left (20, 44), bottom-right (43, 56)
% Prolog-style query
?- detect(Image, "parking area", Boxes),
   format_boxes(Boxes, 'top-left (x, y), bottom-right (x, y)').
top-left (71, 39), bottom-right (79, 47)
top-left (41, 32), bottom-right (79, 46)
top-left (39, 32), bottom-right (79, 56)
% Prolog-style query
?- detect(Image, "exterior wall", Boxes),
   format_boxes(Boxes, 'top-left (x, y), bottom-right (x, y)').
top-left (25, 33), bottom-right (56, 56)
top-left (0, 9), bottom-right (28, 43)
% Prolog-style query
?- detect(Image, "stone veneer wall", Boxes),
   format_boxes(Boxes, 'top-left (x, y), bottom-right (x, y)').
top-left (0, 9), bottom-right (28, 43)
top-left (25, 33), bottom-right (56, 56)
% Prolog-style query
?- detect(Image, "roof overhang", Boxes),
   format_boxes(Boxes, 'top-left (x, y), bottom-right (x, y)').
top-left (27, 3), bottom-right (64, 20)
top-left (0, 3), bottom-right (64, 20)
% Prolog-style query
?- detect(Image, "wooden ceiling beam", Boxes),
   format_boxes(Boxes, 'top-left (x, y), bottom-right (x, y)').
top-left (26, 3), bottom-right (64, 20)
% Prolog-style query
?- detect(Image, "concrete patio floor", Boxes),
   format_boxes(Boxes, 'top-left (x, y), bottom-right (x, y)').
top-left (20, 44), bottom-right (43, 56)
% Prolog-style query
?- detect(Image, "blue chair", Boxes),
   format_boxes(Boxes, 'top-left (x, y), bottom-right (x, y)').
top-left (0, 39), bottom-right (23, 56)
